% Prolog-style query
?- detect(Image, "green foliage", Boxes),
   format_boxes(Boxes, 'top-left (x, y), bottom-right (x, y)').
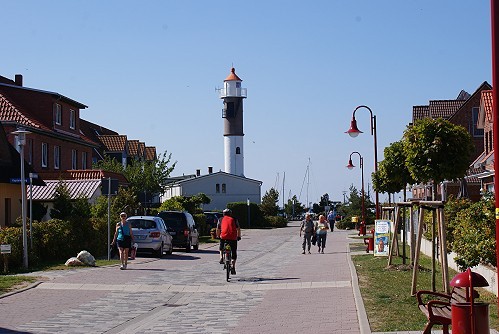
top-left (50, 181), bottom-right (73, 220)
top-left (158, 193), bottom-right (211, 214)
top-left (336, 219), bottom-right (356, 230)
top-left (264, 216), bottom-right (288, 228)
top-left (260, 188), bottom-right (279, 216)
top-left (443, 195), bottom-right (472, 252)
top-left (340, 185), bottom-right (374, 225)
top-left (193, 213), bottom-right (209, 236)
top-left (227, 202), bottom-right (265, 228)
top-left (372, 141), bottom-right (414, 194)
top-left (91, 187), bottom-right (138, 220)
top-left (284, 195), bottom-right (306, 218)
top-left (451, 197), bottom-right (496, 270)
top-left (402, 118), bottom-right (474, 184)
top-left (94, 151), bottom-right (176, 201)
top-left (31, 202), bottom-right (47, 222)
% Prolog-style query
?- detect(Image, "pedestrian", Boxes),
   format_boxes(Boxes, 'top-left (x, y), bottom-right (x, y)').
top-left (112, 212), bottom-right (134, 270)
top-left (315, 214), bottom-right (329, 253)
top-left (327, 210), bottom-right (335, 232)
top-left (300, 213), bottom-right (315, 254)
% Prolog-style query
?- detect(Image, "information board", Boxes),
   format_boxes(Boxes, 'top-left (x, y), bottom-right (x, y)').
top-left (374, 220), bottom-right (391, 257)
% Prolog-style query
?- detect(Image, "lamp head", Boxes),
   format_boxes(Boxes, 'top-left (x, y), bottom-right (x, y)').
top-left (346, 159), bottom-right (355, 170)
top-left (346, 118), bottom-right (362, 138)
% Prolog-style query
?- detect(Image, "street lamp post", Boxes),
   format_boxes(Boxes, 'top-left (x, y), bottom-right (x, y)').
top-left (347, 151), bottom-right (366, 233)
top-left (346, 105), bottom-right (380, 219)
top-left (29, 172), bottom-right (38, 249)
top-left (11, 128), bottom-right (31, 269)
top-left (247, 198), bottom-right (251, 228)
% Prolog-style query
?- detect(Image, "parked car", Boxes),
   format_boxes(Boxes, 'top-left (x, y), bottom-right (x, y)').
top-left (204, 211), bottom-right (221, 229)
top-left (128, 216), bottom-right (173, 257)
top-left (157, 211), bottom-right (200, 252)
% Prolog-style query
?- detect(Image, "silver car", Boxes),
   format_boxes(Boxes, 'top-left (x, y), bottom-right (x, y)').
top-left (128, 216), bottom-right (173, 257)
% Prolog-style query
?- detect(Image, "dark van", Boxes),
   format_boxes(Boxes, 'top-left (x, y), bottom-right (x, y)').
top-left (157, 211), bottom-right (200, 252)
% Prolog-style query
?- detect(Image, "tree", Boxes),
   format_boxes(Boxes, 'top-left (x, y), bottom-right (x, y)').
top-left (93, 151), bottom-right (176, 203)
top-left (402, 118), bottom-right (474, 198)
top-left (318, 193), bottom-right (331, 212)
top-left (50, 181), bottom-right (73, 220)
top-left (284, 195), bottom-right (305, 218)
top-left (261, 188), bottom-right (279, 216)
top-left (372, 140), bottom-right (415, 200)
top-left (158, 193), bottom-right (211, 214)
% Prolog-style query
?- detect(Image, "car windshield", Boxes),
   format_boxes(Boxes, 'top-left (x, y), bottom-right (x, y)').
top-left (158, 212), bottom-right (186, 230)
top-left (129, 219), bottom-right (157, 229)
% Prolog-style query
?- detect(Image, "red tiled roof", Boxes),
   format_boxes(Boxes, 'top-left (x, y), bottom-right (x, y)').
top-left (428, 100), bottom-right (465, 119)
top-left (0, 93), bottom-right (49, 130)
top-left (138, 142), bottom-right (145, 157)
top-left (412, 105), bottom-right (429, 122)
top-left (482, 90), bottom-right (493, 123)
top-left (98, 134), bottom-right (127, 151)
top-left (145, 146), bottom-right (156, 161)
top-left (224, 68), bottom-right (242, 82)
top-left (127, 139), bottom-right (139, 156)
top-left (37, 169), bottom-right (129, 184)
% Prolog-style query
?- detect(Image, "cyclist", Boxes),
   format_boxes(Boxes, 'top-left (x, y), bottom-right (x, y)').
top-left (216, 208), bottom-right (241, 275)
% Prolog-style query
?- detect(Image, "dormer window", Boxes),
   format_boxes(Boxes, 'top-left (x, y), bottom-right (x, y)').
top-left (54, 103), bottom-right (62, 125)
top-left (69, 109), bottom-right (76, 129)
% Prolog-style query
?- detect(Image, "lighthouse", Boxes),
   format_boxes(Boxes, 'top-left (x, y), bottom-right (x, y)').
top-left (220, 67), bottom-right (247, 176)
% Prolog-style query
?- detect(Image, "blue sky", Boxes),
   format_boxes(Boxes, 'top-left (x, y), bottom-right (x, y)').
top-left (1, 1), bottom-right (492, 206)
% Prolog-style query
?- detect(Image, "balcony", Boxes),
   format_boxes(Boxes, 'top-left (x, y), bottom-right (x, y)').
top-left (219, 87), bottom-right (247, 98)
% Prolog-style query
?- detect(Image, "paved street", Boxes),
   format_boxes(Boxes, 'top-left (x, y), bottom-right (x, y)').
top-left (0, 221), bottom-right (370, 334)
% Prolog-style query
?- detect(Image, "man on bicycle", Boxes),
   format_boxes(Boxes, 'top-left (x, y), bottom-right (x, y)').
top-left (216, 208), bottom-right (241, 275)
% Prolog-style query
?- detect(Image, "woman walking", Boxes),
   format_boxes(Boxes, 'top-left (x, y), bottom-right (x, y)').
top-left (112, 212), bottom-right (134, 270)
top-left (316, 214), bottom-right (329, 253)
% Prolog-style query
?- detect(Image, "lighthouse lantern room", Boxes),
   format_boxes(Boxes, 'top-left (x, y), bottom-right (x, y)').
top-left (220, 68), bottom-right (247, 177)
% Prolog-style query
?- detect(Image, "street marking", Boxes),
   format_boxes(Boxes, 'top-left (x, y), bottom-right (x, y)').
top-left (37, 280), bottom-right (351, 293)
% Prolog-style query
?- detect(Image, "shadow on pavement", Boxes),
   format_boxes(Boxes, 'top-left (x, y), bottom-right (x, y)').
top-left (236, 277), bottom-right (300, 282)
top-left (0, 328), bottom-right (32, 333)
top-left (164, 254), bottom-right (201, 261)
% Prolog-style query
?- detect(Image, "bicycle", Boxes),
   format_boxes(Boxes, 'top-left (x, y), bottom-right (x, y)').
top-left (222, 243), bottom-right (232, 282)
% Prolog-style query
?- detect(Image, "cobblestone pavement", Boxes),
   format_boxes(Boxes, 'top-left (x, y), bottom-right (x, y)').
top-left (1, 222), bottom-right (487, 334)
top-left (0, 221), bottom-right (367, 334)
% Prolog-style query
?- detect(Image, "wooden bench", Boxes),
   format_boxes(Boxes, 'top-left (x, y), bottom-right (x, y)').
top-left (416, 286), bottom-right (479, 334)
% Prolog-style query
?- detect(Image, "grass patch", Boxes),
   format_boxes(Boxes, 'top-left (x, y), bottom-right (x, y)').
top-left (351, 241), bottom-right (498, 332)
top-left (0, 275), bottom-right (38, 295)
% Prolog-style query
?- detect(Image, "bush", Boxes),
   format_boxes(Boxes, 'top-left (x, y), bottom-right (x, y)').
top-left (193, 214), bottom-right (209, 236)
top-left (227, 202), bottom-right (266, 228)
top-left (336, 219), bottom-right (355, 230)
top-left (264, 216), bottom-right (288, 228)
top-left (451, 197), bottom-right (496, 270)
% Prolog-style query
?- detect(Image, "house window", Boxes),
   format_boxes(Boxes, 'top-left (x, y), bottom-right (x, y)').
top-left (71, 149), bottom-right (77, 169)
top-left (216, 183), bottom-right (220, 193)
top-left (69, 109), bottom-right (76, 129)
top-left (222, 183), bottom-right (226, 193)
top-left (4, 198), bottom-right (11, 226)
top-left (236, 147), bottom-right (241, 154)
top-left (54, 103), bottom-right (62, 125)
top-left (82, 151), bottom-right (87, 169)
top-left (41, 143), bottom-right (48, 167)
top-left (54, 146), bottom-right (60, 169)
top-left (472, 107), bottom-right (484, 137)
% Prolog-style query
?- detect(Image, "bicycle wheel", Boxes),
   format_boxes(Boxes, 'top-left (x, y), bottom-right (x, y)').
top-left (226, 262), bottom-right (230, 281)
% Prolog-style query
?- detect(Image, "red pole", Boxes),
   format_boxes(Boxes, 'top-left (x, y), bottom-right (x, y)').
top-left (491, 0), bottom-right (499, 317)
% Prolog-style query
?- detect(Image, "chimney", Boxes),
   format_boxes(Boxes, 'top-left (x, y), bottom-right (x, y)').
top-left (14, 74), bottom-right (23, 87)
top-left (208, 166), bottom-right (213, 174)
top-left (196, 169), bottom-right (201, 177)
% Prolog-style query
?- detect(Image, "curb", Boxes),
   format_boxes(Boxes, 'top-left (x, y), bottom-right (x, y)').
top-left (0, 280), bottom-right (44, 300)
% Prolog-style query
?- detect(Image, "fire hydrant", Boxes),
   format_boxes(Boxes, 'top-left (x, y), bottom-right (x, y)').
top-left (450, 268), bottom-right (489, 334)
top-left (363, 228), bottom-right (374, 253)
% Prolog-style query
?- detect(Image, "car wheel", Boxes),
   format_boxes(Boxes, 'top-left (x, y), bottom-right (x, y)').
top-left (166, 242), bottom-right (173, 255)
top-left (185, 239), bottom-right (191, 252)
top-left (155, 243), bottom-right (164, 258)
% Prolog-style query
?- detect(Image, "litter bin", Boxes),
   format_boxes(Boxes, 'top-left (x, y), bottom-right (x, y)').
top-left (358, 222), bottom-right (366, 236)
top-left (351, 216), bottom-right (359, 230)
top-left (450, 268), bottom-right (489, 334)
top-left (363, 228), bottom-right (374, 253)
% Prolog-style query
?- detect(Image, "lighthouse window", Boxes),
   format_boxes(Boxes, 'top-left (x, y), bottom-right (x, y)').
top-left (225, 102), bottom-right (235, 117)
top-left (236, 82), bottom-right (241, 88)
top-left (236, 147), bottom-right (241, 154)
top-left (216, 184), bottom-right (220, 193)
top-left (222, 183), bottom-right (226, 193)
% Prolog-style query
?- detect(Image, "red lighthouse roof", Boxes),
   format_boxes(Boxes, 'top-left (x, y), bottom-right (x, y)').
top-left (224, 67), bottom-right (242, 82)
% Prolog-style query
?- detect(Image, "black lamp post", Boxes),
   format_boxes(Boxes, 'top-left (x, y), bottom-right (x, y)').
top-left (347, 151), bottom-right (365, 229)
top-left (346, 105), bottom-right (380, 219)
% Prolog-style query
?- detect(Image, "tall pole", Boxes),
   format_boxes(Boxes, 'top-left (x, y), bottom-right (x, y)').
top-left (346, 105), bottom-right (380, 219)
top-left (347, 152), bottom-right (365, 227)
top-left (107, 177), bottom-right (111, 261)
top-left (490, 0), bottom-right (499, 314)
top-left (29, 173), bottom-right (33, 249)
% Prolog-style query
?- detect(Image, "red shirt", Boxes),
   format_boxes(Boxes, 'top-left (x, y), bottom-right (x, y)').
top-left (220, 216), bottom-right (238, 240)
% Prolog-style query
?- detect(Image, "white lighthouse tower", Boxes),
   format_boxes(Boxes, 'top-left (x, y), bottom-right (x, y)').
top-left (220, 67), bottom-right (247, 176)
